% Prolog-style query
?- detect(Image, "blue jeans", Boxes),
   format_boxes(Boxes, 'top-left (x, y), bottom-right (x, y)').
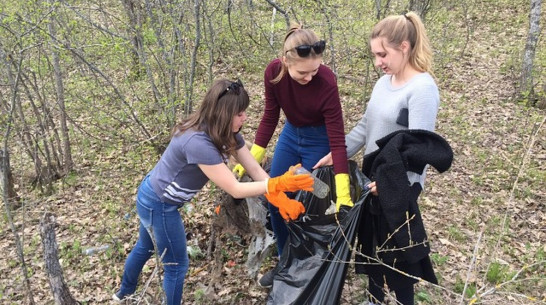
top-left (269, 121), bottom-right (330, 255)
top-left (118, 175), bottom-right (189, 305)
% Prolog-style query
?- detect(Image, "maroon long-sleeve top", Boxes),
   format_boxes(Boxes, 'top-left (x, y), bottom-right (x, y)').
top-left (254, 58), bottom-right (349, 174)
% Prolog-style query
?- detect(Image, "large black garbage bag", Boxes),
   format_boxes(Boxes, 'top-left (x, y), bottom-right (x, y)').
top-left (267, 161), bottom-right (371, 305)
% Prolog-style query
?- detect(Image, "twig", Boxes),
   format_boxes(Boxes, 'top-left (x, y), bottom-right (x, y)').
top-left (471, 260), bottom-right (546, 303)
top-left (481, 115), bottom-right (545, 301)
top-left (137, 247), bottom-right (167, 305)
top-left (460, 230), bottom-right (483, 304)
top-left (377, 213), bottom-right (416, 251)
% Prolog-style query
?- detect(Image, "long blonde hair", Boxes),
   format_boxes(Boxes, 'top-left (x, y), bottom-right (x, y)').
top-left (371, 12), bottom-right (433, 74)
top-left (271, 23), bottom-right (323, 84)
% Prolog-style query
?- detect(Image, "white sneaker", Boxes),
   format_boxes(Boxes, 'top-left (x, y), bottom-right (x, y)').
top-left (112, 292), bottom-right (125, 303)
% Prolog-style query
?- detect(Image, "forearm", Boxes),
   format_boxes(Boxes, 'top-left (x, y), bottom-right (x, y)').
top-left (246, 163), bottom-right (269, 182)
top-left (200, 163), bottom-right (268, 198)
top-left (345, 115), bottom-right (367, 158)
top-left (229, 180), bottom-right (269, 198)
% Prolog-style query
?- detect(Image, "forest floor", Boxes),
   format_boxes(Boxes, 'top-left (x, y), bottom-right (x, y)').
top-left (1, 7), bottom-right (545, 305)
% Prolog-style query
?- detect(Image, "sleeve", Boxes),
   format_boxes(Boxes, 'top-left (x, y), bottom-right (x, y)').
top-left (408, 78), bottom-right (439, 132)
top-left (185, 134), bottom-right (224, 165)
top-left (321, 73), bottom-right (349, 174)
top-left (254, 61), bottom-right (281, 148)
top-left (345, 111), bottom-right (368, 158)
top-left (235, 132), bottom-right (245, 149)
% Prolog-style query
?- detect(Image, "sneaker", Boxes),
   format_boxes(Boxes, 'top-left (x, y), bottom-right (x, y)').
top-left (112, 292), bottom-right (125, 303)
top-left (258, 269), bottom-right (275, 288)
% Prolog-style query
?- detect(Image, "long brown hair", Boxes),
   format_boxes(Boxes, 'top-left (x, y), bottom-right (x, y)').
top-left (370, 12), bottom-right (433, 75)
top-left (271, 23), bottom-right (323, 84)
top-left (172, 79), bottom-right (249, 157)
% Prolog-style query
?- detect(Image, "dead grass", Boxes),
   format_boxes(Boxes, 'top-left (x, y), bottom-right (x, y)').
top-left (0, 1), bottom-right (544, 305)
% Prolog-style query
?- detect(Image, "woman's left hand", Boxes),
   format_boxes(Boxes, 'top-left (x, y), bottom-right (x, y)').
top-left (312, 152), bottom-right (333, 169)
top-left (367, 181), bottom-right (378, 196)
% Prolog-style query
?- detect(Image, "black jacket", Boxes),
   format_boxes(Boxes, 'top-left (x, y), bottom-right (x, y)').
top-left (360, 129), bottom-right (453, 264)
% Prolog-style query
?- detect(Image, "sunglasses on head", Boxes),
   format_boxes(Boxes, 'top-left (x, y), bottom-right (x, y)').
top-left (218, 79), bottom-right (244, 100)
top-left (290, 40), bottom-right (326, 57)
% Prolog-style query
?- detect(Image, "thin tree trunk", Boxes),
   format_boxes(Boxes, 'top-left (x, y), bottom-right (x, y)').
top-left (2, 53), bottom-right (36, 305)
top-left (409, 0), bottom-right (432, 20)
top-left (375, 0), bottom-right (392, 20)
top-left (264, 0), bottom-right (289, 28)
top-left (22, 71), bottom-right (63, 171)
top-left (1, 49), bottom-right (48, 191)
top-left (185, 0), bottom-right (202, 116)
top-left (1, 150), bottom-right (20, 209)
top-left (40, 213), bottom-right (79, 305)
top-left (520, 0), bottom-right (541, 105)
top-left (121, 0), bottom-right (145, 79)
top-left (317, 0), bottom-right (337, 75)
top-left (48, 0), bottom-right (73, 174)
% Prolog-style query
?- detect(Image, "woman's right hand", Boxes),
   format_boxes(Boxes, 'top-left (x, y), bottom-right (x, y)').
top-left (267, 165), bottom-right (314, 193)
top-left (367, 181), bottom-right (378, 196)
top-left (312, 152), bottom-right (333, 169)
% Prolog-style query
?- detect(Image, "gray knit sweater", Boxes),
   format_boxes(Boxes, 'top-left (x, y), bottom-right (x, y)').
top-left (346, 72), bottom-right (439, 186)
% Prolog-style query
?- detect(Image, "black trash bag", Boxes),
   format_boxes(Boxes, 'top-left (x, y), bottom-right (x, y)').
top-left (267, 161), bottom-right (371, 305)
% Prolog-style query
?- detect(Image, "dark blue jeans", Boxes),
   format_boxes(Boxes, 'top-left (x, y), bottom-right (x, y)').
top-left (118, 175), bottom-right (189, 305)
top-left (269, 121), bottom-right (330, 255)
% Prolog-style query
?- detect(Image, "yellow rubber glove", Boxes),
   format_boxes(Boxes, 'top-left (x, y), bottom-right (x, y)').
top-left (233, 144), bottom-right (266, 178)
top-left (335, 173), bottom-right (353, 212)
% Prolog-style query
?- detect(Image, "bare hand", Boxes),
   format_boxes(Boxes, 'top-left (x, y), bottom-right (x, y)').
top-left (367, 181), bottom-right (378, 196)
top-left (312, 152), bottom-right (333, 169)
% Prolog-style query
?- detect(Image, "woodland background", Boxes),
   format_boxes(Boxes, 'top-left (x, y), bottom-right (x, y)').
top-left (0, 0), bottom-right (544, 304)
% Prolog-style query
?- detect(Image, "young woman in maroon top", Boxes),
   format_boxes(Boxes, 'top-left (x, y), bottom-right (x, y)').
top-left (233, 24), bottom-right (353, 287)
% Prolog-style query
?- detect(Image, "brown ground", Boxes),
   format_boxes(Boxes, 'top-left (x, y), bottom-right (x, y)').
top-left (1, 4), bottom-right (544, 305)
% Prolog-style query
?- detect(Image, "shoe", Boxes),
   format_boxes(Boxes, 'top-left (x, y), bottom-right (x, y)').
top-left (112, 292), bottom-right (125, 303)
top-left (258, 269), bottom-right (275, 288)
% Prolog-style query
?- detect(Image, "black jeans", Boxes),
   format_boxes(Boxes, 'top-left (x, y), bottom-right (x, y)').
top-left (366, 183), bottom-right (423, 305)
top-left (368, 281), bottom-right (414, 305)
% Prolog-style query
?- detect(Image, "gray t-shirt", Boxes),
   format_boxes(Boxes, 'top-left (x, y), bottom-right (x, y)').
top-left (149, 130), bottom-right (245, 205)
top-left (346, 73), bottom-right (439, 186)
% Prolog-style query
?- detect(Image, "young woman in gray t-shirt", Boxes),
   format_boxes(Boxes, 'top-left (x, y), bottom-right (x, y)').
top-left (113, 79), bottom-right (314, 304)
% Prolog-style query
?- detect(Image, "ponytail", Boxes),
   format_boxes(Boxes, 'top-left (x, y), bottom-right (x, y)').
top-left (371, 12), bottom-right (433, 75)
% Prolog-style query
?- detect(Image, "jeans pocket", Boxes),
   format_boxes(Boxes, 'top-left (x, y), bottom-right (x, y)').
top-left (136, 197), bottom-right (153, 228)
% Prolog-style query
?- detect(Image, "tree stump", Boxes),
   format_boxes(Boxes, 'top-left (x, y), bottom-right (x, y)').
top-left (211, 174), bottom-right (275, 279)
top-left (40, 212), bottom-right (79, 305)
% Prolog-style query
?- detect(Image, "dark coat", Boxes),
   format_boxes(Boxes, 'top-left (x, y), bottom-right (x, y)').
top-left (359, 129), bottom-right (453, 264)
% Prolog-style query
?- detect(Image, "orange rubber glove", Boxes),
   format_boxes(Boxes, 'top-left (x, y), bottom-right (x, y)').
top-left (265, 191), bottom-right (306, 221)
top-left (267, 164), bottom-right (314, 194)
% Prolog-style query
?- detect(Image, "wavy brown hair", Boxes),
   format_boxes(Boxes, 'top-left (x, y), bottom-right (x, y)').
top-left (172, 79), bottom-right (249, 158)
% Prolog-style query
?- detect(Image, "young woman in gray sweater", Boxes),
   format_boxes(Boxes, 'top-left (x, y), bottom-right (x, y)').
top-left (314, 11), bottom-right (440, 305)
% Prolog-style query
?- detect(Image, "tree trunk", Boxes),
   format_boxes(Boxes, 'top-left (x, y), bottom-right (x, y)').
top-left (40, 212), bottom-right (80, 305)
top-left (409, 0), bottom-right (432, 20)
top-left (0, 149), bottom-right (20, 209)
top-left (521, 0), bottom-right (542, 106)
top-left (211, 168), bottom-right (275, 280)
top-left (1, 53), bottom-right (36, 305)
top-left (48, 0), bottom-right (74, 174)
top-left (185, 0), bottom-right (202, 116)
top-left (121, 0), bottom-right (146, 79)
